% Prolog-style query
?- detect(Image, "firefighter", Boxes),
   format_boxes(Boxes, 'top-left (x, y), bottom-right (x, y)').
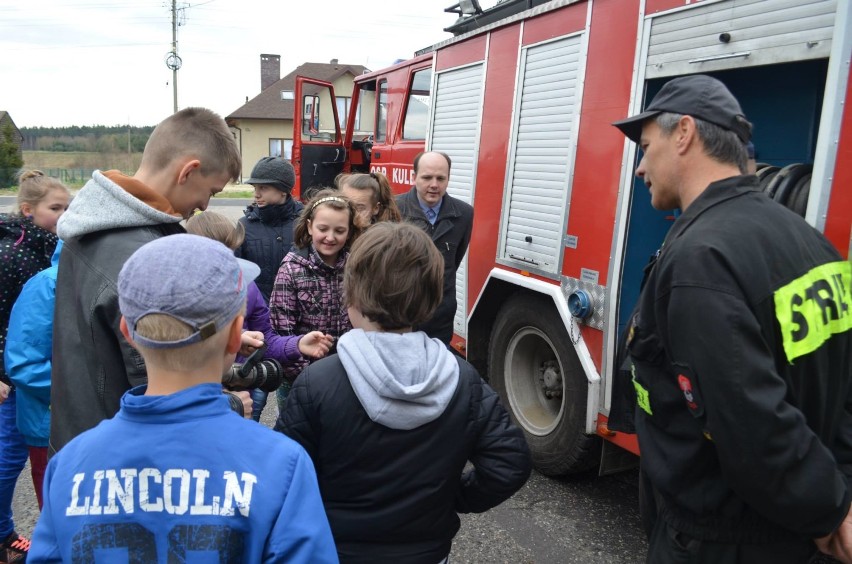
top-left (613, 74), bottom-right (852, 563)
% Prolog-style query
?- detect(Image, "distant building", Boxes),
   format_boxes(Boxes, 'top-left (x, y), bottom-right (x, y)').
top-left (0, 111), bottom-right (24, 161)
top-left (227, 56), bottom-right (369, 182)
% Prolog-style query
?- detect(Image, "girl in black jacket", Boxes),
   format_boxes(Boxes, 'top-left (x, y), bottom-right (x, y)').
top-left (237, 157), bottom-right (303, 421)
top-left (236, 157), bottom-right (303, 302)
top-left (0, 170), bottom-right (69, 562)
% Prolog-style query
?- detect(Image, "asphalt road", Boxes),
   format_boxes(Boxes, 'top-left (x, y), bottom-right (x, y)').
top-left (1, 195), bottom-right (19, 214)
top-left (6, 195), bottom-right (649, 562)
top-left (0, 195), bottom-right (252, 218)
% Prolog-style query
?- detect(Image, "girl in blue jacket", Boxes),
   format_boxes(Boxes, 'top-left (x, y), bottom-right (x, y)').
top-left (0, 170), bottom-right (69, 561)
top-left (5, 241), bottom-right (61, 504)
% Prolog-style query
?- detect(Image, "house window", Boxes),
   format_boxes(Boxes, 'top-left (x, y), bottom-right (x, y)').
top-left (281, 90), bottom-right (294, 100)
top-left (335, 96), bottom-right (361, 130)
top-left (376, 80), bottom-right (388, 143)
top-left (403, 68), bottom-right (432, 140)
top-left (270, 138), bottom-right (293, 159)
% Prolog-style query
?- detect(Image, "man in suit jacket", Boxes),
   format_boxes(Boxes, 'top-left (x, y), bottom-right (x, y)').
top-left (396, 151), bottom-right (474, 344)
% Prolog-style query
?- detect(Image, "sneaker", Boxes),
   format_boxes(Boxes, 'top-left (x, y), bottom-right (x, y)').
top-left (1, 531), bottom-right (30, 563)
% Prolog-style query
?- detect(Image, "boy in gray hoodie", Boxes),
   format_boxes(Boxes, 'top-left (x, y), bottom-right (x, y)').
top-left (282, 222), bottom-right (532, 564)
top-left (50, 108), bottom-right (245, 455)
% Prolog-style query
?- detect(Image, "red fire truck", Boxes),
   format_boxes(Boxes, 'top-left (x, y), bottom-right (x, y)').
top-left (289, 0), bottom-right (852, 476)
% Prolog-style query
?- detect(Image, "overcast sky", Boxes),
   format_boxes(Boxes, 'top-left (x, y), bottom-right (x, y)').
top-left (1, 0), bottom-right (495, 128)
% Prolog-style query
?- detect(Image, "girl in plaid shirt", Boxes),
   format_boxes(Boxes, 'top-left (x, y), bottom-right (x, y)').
top-left (269, 189), bottom-right (360, 412)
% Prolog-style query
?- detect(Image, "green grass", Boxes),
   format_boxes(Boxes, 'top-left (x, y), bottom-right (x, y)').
top-left (24, 150), bottom-right (142, 171)
top-left (0, 187), bottom-right (17, 196)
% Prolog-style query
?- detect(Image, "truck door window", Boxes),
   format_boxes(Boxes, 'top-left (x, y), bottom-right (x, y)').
top-left (376, 80), bottom-right (388, 143)
top-left (302, 92), bottom-right (335, 142)
top-left (355, 88), bottom-right (375, 136)
top-left (403, 68), bottom-right (432, 140)
top-left (336, 96), bottom-right (361, 130)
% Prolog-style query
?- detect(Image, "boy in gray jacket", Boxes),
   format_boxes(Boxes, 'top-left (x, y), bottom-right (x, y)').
top-left (50, 107), bottom-right (244, 455)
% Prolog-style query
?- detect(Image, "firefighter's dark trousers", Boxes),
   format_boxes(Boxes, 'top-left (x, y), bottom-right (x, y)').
top-left (646, 518), bottom-right (824, 564)
top-left (640, 470), bottom-right (824, 564)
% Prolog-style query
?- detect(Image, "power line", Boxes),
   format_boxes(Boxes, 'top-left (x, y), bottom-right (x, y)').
top-left (3, 42), bottom-right (161, 51)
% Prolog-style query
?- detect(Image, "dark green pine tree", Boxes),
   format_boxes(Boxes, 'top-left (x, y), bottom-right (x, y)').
top-left (0, 122), bottom-right (24, 188)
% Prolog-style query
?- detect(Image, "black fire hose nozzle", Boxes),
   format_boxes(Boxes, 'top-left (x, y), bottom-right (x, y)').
top-left (222, 359), bottom-right (284, 393)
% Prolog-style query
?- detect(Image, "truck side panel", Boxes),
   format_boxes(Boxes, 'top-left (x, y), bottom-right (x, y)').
top-left (566, 0), bottom-right (643, 369)
top-left (826, 72), bottom-right (852, 259)
top-left (570, 0), bottom-right (640, 287)
top-left (521, 1), bottom-right (586, 45)
top-left (469, 23), bottom-right (522, 334)
top-left (646, 0), bottom-right (722, 15)
top-left (436, 34), bottom-right (486, 72)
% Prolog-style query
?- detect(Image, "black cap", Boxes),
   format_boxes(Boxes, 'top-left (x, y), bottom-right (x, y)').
top-left (246, 157), bottom-right (295, 193)
top-left (613, 75), bottom-right (751, 143)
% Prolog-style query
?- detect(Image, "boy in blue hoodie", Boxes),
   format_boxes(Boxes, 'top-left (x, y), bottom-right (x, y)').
top-left (29, 234), bottom-right (337, 563)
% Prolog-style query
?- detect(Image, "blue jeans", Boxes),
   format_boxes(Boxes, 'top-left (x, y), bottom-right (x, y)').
top-left (249, 388), bottom-right (268, 422)
top-left (251, 381), bottom-right (293, 422)
top-left (0, 390), bottom-right (28, 538)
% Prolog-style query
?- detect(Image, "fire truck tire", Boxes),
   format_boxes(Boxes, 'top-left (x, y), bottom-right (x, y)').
top-left (788, 172), bottom-right (812, 218)
top-left (772, 163), bottom-right (812, 207)
top-left (757, 166), bottom-right (781, 194)
top-left (488, 294), bottom-right (600, 476)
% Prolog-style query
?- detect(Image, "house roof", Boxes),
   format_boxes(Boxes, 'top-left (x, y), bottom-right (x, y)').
top-left (227, 62), bottom-right (369, 121)
top-left (0, 111), bottom-right (23, 142)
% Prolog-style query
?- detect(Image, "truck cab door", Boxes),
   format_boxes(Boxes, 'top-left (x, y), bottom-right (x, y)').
top-left (369, 78), bottom-right (393, 176)
top-left (293, 76), bottom-right (346, 199)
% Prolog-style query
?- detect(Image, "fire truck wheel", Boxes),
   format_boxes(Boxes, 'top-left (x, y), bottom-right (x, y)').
top-left (788, 172), bottom-right (812, 218)
top-left (489, 294), bottom-right (600, 476)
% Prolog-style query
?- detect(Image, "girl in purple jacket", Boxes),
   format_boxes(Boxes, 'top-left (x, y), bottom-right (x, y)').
top-left (269, 189), bottom-right (360, 413)
top-left (185, 211), bottom-right (332, 421)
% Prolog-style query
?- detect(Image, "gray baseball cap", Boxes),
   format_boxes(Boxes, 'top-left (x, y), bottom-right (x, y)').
top-left (118, 234), bottom-right (260, 349)
top-left (246, 156), bottom-right (296, 193)
top-left (613, 74), bottom-right (752, 143)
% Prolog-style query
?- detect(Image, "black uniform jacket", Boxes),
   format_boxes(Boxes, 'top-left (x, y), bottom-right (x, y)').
top-left (237, 198), bottom-right (303, 302)
top-left (396, 188), bottom-right (473, 344)
top-left (281, 354), bottom-right (531, 563)
top-left (629, 175), bottom-right (852, 542)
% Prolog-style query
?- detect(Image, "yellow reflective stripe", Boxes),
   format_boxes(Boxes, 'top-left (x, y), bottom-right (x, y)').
top-left (774, 261), bottom-right (852, 363)
top-left (631, 364), bottom-right (652, 415)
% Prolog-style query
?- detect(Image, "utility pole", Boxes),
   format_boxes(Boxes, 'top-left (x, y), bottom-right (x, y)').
top-left (171, 0), bottom-right (178, 112)
top-left (165, 0), bottom-right (182, 113)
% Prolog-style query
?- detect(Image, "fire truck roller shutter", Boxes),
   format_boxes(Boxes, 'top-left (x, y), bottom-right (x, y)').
top-left (641, 0), bottom-right (834, 221)
top-left (430, 62), bottom-right (484, 338)
top-left (488, 293), bottom-right (600, 476)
